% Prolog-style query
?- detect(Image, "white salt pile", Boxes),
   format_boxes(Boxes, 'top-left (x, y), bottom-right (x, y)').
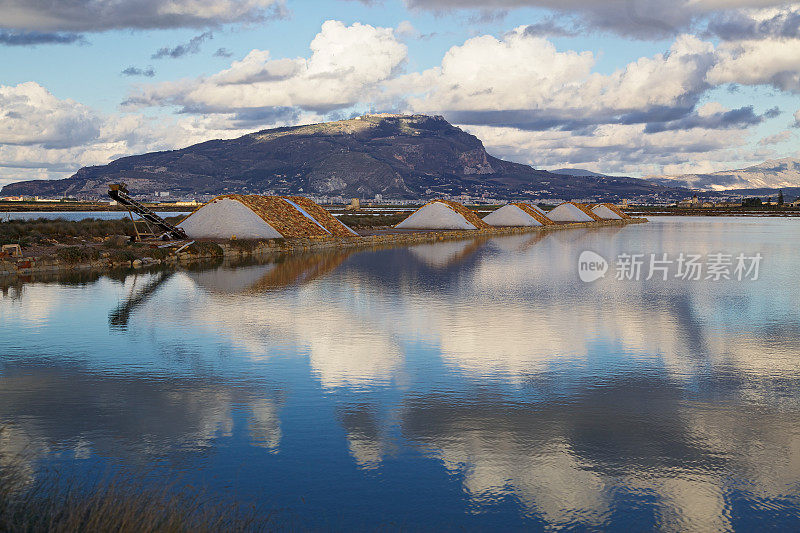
top-left (179, 197), bottom-right (283, 239)
top-left (483, 204), bottom-right (544, 227)
top-left (591, 204), bottom-right (623, 220)
top-left (546, 202), bottom-right (596, 223)
top-left (396, 201), bottom-right (479, 230)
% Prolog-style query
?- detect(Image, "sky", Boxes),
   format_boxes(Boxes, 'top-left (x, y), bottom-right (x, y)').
top-left (1, 0), bottom-right (799, 188)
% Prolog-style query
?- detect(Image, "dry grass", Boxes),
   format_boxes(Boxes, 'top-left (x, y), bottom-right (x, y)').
top-left (186, 241), bottom-right (224, 257)
top-left (335, 213), bottom-right (407, 228)
top-left (55, 246), bottom-right (101, 265)
top-left (0, 442), bottom-right (271, 532)
top-left (0, 217), bottom-right (185, 247)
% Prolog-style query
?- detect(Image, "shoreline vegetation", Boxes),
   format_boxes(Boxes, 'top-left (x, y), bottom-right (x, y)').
top-left (1, 212), bottom-right (644, 278)
top-left (0, 456), bottom-right (270, 532)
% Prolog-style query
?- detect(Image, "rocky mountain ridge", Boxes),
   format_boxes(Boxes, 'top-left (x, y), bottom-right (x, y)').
top-left (2, 114), bottom-right (686, 201)
top-left (647, 158), bottom-right (800, 191)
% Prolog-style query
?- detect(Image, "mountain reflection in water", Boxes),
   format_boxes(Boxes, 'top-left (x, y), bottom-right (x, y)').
top-left (1, 217), bottom-right (799, 530)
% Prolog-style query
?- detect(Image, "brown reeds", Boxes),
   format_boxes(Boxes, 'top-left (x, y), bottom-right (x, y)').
top-left (0, 460), bottom-right (271, 532)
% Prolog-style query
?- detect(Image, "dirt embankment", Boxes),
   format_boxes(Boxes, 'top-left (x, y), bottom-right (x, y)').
top-left (1, 218), bottom-right (646, 278)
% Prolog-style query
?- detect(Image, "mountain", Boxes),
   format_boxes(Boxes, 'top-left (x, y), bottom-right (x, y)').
top-left (551, 168), bottom-right (610, 178)
top-left (718, 186), bottom-right (800, 199)
top-left (2, 114), bottom-right (687, 201)
top-left (647, 158), bottom-right (800, 191)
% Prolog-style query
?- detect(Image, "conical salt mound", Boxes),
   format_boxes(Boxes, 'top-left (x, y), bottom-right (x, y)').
top-left (591, 203), bottom-right (630, 220)
top-left (286, 196), bottom-right (359, 236)
top-left (395, 200), bottom-right (489, 230)
top-left (528, 203), bottom-right (548, 216)
top-left (483, 203), bottom-right (554, 227)
top-left (546, 202), bottom-right (602, 223)
top-left (178, 195), bottom-right (357, 239)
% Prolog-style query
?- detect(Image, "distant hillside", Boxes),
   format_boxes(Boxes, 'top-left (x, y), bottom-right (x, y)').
top-left (647, 158), bottom-right (800, 191)
top-left (719, 186), bottom-right (800, 200)
top-left (551, 168), bottom-right (610, 178)
top-left (2, 114), bottom-right (687, 201)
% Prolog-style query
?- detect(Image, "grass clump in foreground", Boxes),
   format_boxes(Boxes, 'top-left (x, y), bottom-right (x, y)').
top-left (55, 246), bottom-right (101, 265)
top-left (0, 463), bottom-right (270, 532)
top-left (186, 241), bottom-right (224, 256)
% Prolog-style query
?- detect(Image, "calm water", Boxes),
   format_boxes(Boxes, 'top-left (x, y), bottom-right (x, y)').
top-left (1, 211), bottom-right (189, 221)
top-left (1, 217), bottom-right (799, 530)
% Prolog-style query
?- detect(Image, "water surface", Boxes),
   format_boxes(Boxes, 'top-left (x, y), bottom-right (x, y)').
top-left (1, 217), bottom-right (799, 530)
top-left (1, 211), bottom-right (189, 221)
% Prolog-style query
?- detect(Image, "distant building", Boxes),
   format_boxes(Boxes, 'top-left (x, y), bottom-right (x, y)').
top-left (742, 197), bottom-right (762, 208)
top-left (678, 195), bottom-right (700, 207)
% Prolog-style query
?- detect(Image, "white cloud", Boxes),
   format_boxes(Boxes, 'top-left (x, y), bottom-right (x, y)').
top-left (706, 5), bottom-right (800, 40)
top-left (125, 20), bottom-right (408, 114)
top-left (463, 122), bottom-right (756, 177)
top-left (0, 82), bottom-right (101, 148)
top-left (758, 130), bottom-right (792, 145)
top-left (708, 38), bottom-right (800, 91)
top-left (0, 82), bottom-right (283, 187)
top-left (405, 31), bottom-right (595, 112)
top-left (0, 0), bottom-right (288, 32)
top-left (403, 0), bottom-right (793, 38)
top-left (399, 29), bottom-right (716, 130)
top-left (395, 20), bottom-right (417, 38)
top-left (697, 102), bottom-right (728, 116)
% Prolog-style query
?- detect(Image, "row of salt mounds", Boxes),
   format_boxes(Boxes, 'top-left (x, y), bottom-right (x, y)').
top-left (526, 203), bottom-right (549, 217)
top-left (178, 195), bottom-right (357, 239)
top-left (395, 199), bottom-right (490, 230)
top-left (546, 201), bottom-right (604, 223)
top-left (590, 203), bottom-right (630, 220)
top-left (483, 203), bottom-right (554, 227)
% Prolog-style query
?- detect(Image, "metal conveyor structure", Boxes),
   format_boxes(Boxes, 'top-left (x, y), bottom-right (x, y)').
top-left (108, 183), bottom-right (188, 241)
